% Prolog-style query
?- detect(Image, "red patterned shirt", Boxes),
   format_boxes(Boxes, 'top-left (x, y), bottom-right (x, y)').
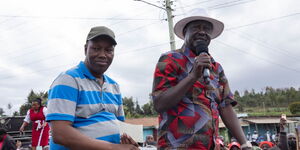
top-left (152, 48), bottom-right (237, 150)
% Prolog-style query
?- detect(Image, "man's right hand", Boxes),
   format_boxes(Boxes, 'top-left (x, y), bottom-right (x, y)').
top-left (190, 53), bottom-right (211, 80)
top-left (19, 126), bottom-right (24, 133)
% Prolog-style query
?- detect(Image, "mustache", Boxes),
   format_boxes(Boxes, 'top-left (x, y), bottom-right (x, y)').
top-left (193, 32), bottom-right (211, 41)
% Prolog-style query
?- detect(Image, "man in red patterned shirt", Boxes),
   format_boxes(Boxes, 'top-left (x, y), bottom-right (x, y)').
top-left (152, 8), bottom-right (252, 150)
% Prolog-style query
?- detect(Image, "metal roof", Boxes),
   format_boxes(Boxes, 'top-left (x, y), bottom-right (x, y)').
top-left (243, 118), bottom-right (298, 124)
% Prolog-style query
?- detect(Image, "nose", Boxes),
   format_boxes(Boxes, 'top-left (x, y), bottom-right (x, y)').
top-left (97, 49), bottom-right (106, 58)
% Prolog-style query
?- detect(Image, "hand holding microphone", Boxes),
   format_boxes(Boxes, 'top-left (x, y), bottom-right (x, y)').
top-left (189, 40), bottom-right (211, 83)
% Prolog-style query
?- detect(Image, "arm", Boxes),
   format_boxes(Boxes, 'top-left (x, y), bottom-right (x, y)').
top-left (153, 53), bottom-right (210, 113)
top-left (219, 105), bottom-right (248, 148)
top-left (20, 110), bottom-right (30, 132)
top-left (51, 121), bottom-right (138, 150)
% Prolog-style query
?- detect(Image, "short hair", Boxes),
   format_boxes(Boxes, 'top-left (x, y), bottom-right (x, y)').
top-left (32, 98), bottom-right (42, 106)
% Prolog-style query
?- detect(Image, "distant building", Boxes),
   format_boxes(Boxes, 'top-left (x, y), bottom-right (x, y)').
top-left (125, 115), bottom-right (300, 143)
top-left (125, 117), bottom-right (158, 141)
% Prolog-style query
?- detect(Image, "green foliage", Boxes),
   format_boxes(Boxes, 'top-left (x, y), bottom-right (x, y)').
top-left (13, 111), bottom-right (19, 116)
top-left (122, 97), bottom-right (157, 118)
top-left (289, 102), bottom-right (300, 114)
top-left (236, 87), bottom-right (300, 110)
top-left (19, 90), bottom-right (48, 115)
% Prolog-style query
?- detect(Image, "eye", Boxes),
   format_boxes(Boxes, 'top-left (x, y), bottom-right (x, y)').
top-left (105, 48), bottom-right (114, 53)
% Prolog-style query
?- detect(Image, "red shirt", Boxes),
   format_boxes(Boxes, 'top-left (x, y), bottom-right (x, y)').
top-left (152, 48), bottom-right (237, 149)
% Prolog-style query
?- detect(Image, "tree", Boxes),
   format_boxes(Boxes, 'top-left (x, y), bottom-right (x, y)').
top-left (0, 108), bottom-right (4, 116)
top-left (123, 97), bottom-right (135, 118)
top-left (142, 100), bottom-right (157, 116)
top-left (13, 111), bottom-right (19, 116)
top-left (19, 90), bottom-right (48, 115)
top-left (135, 101), bottom-right (143, 115)
top-left (289, 102), bottom-right (300, 114)
top-left (7, 103), bottom-right (12, 116)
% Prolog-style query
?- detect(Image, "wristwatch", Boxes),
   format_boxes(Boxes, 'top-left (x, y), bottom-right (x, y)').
top-left (241, 141), bottom-right (252, 149)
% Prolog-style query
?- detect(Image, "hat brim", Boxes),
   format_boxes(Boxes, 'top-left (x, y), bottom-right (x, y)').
top-left (174, 16), bottom-right (224, 39)
top-left (87, 34), bottom-right (117, 45)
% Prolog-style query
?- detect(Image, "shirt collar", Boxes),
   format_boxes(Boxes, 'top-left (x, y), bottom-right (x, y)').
top-left (78, 61), bottom-right (96, 80)
top-left (182, 47), bottom-right (216, 64)
top-left (78, 61), bottom-right (109, 82)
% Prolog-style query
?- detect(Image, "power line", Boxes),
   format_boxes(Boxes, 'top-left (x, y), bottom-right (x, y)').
top-left (208, 0), bottom-right (255, 10)
top-left (227, 30), bottom-right (300, 62)
top-left (0, 41), bottom-right (170, 80)
top-left (215, 40), bottom-right (300, 73)
top-left (0, 15), bottom-right (160, 21)
top-left (179, 0), bottom-right (213, 9)
top-left (227, 12), bottom-right (300, 30)
top-left (117, 21), bottom-right (161, 36)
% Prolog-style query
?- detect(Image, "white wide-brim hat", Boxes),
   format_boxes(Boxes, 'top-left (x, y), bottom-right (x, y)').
top-left (174, 8), bottom-right (224, 39)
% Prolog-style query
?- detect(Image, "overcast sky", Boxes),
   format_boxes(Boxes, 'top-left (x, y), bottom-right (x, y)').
top-left (0, 0), bottom-right (299, 115)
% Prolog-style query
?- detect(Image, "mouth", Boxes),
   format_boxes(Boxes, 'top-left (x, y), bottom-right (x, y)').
top-left (94, 60), bottom-right (108, 65)
top-left (193, 33), bottom-right (209, 42)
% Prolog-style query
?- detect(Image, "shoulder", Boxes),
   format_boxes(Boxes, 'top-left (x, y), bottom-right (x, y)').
top-left (159, 49), bottom-right (184, 61)
top-left (103, 75), bottom-right (118, 85)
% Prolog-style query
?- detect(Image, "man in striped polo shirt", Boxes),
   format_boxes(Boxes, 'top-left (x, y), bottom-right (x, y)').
top-left (46, 26), bottom-right (139, 150)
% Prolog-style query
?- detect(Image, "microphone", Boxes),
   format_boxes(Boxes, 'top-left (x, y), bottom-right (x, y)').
top-left (195, 41), bottom-right (210, 83)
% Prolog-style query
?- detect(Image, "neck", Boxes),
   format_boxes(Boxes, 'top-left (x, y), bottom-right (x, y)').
top-left (84, 60), bottom-right (104, 78)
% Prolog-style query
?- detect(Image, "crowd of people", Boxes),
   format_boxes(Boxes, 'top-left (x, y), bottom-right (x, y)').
top-left (214, 118), bottom-right (298, 150)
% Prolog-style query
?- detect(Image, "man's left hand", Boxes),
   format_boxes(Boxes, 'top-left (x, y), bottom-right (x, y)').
top-left (121, 133), bottom-right (139, 147)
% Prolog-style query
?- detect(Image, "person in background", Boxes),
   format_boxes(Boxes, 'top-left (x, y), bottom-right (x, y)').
top-left (252, 131), bottom-right (259, 142)
top-left (143, 135), bottom-right (157, 147)
top-left (270, 118), bottom-right (289, 150)
top-left (259, 141), bottom-right (274, 150)
top-left (287, 133), bottom-right (297, 150)
top-left (228, 142), bottom-right (240, 150)
top-left (19, 98), bottom-right (49, 150)
top-left (247, 132), bottom-right (252, 141)
top-left (0, 128), bottom-right (16, 150)
top-left (266, 130), bottom-right (271, 142)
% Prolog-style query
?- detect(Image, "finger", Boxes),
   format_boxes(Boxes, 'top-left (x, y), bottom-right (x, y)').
top-left (127, 136), bottom-right (139, 147)
top-left (199, 53), bottom-right (209, 57)
top-left (120, 135), bottom-right (126, 144)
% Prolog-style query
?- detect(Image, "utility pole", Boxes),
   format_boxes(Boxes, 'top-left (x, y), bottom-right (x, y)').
top-left (165, 0), bottom-right (176, 50)
top-left (134, 0), bottom-right (176, 50)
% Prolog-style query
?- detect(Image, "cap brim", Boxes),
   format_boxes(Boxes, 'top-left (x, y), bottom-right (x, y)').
top-left (174, 16), bottom-right (224, 39)
top-left (87, 34), bottom-right (117, 45)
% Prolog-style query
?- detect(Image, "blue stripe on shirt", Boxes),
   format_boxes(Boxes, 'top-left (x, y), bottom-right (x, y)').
top-left (77, 91), bottom-right (122, 105)
top-left (96, 134), bottom-right (120, 144)
top-left (73, 112), bottom-right (117, 127)
top-left (46, 113), bottom-right (75, 122)
top-left (48, 85), bottom-right (78, 102)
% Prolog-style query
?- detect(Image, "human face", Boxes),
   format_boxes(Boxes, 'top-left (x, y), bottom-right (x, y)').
top-left (184, 20), bottom-right (213, 54)
top-left (147, 136), bottom-right (154, 142)
top-left (84, 36), bottom-right (115, 78)
top-left (31, 101), bottom-right (40, 110)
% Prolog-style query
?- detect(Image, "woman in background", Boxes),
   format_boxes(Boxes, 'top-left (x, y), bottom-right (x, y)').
top-left (19, 98), bottom-right (49, 150)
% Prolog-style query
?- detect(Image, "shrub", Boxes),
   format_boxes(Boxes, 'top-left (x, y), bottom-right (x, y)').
top-left (289, 102), bottom-right (300, 114)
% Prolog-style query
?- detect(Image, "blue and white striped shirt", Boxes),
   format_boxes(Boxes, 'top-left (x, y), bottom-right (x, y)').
top-left (46, 61), bottom-right (125, 150)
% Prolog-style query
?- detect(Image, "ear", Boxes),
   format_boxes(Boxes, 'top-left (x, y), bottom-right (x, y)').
top-left (84, 44), bottom-right (87, 55)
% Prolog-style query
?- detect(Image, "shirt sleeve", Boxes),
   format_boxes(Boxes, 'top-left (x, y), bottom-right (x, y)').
top-left (23, 110), bottom-right (30, 123)
top-left (152, 54), bottom-right (179, 97)
top-left (46, 73), bottom-right (79, 122)
top-left (218, 63), bottom-right (237, 108)
top-left (43, 107), bottom-right (48, 117)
